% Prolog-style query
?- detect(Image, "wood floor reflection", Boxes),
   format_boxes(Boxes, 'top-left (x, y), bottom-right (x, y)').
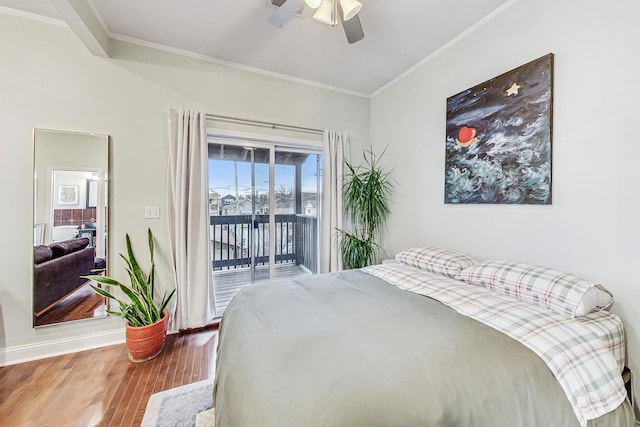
top-left (0, 327), bottom-right (218, 426)
top-left (35, 283), bottom-right (106, 327)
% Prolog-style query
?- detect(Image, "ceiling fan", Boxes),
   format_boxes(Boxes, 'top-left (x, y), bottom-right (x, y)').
top-left (268, 0), bottom-right (365, 44)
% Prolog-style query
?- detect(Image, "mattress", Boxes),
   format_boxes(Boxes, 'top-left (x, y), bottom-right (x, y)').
top-left (213, 268), bottom-right (634, 427)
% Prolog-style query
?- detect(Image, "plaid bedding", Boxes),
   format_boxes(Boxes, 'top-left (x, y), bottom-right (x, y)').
top-left (395, 247), bottom-right (480, 277)
top-left (362, 262), bottom-right (627, 427)
top-left (457, 260), bottom-right (612, 317)
top-left (577, 310), bottom-right (625, 373)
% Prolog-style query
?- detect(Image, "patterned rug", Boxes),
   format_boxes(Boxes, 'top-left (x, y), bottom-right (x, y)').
top-left (141, 379), bottom-right (215, 427)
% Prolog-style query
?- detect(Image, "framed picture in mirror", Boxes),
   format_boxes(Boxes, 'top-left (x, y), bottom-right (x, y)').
top-left (57, 185), bottom-right (79, 205)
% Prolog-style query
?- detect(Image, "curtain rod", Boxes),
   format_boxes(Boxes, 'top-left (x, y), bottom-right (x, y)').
top-left (205, 114), bottom-right (324, 136)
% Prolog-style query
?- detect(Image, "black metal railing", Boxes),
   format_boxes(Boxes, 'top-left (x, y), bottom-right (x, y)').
top-left (295, 215), bottom-right (318, 274)
top-left (210, 214), bottom-right (318, 273)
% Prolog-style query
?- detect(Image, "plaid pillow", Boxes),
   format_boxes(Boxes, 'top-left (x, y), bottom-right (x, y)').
top-left (395, 247), bottom-right (480, 278)
top-left (457, 261), bottom-right (613, 318)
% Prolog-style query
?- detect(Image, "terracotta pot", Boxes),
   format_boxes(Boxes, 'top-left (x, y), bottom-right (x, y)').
top-left (125, 311), bottom-right (168, 362)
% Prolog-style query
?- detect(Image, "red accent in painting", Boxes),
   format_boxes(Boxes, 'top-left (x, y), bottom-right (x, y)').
top-left (458, 126), bottom-right (477, 143)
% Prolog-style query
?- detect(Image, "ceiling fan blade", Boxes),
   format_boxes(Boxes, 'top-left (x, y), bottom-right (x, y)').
top-left (267, 0), bottom-right (305, 28)
top-left (339, 7), bottom-right (364, 44)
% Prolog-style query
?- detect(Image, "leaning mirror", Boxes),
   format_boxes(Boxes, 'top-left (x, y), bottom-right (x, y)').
top-left (33, 129), bottom-right (109, 327)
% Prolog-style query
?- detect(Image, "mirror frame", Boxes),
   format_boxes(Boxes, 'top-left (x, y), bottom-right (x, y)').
top-left (32, 128), bottom-right (110, 328)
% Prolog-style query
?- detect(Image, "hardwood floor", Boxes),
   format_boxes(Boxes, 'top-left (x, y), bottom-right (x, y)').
top-left (0, 327), bottom-right (218, 427)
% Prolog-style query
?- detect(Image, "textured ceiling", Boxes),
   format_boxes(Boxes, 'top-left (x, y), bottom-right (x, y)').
top-left (0, 0), bottom-right (513, 96)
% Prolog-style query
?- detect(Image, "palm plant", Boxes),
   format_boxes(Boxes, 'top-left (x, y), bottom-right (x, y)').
top-left (85, 228), bottom-right (175, 327)
top-left (338, 146), bottom-right (393, 269)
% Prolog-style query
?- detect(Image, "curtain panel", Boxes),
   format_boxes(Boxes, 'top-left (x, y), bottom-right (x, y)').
top-left (320, 130), bottom-right (349, 273)
top-left (167, 108), bottom-right (215, 329)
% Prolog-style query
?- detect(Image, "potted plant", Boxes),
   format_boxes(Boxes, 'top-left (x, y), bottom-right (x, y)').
top-left (85, 228), bottom-right (175, 362)
top-left (338, 146), bottom-right (394, 269)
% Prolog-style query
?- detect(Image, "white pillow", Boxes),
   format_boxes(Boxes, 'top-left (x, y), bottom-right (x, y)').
top-left (457, 260), bottom-right (613, 317)
top-left (576, 286), bottom-right (614, 316)
top-left (395, 247), bottom-right (480, 278)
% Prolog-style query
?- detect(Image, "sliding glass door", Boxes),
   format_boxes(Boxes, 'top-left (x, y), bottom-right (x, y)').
top-left (273, 150), bottom-right (321, 279)
top-left (208, 139), bottom-right (322, 316)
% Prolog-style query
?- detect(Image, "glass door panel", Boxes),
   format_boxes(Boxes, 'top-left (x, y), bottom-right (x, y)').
top-left (208, 143), bottom-right (269, 315)
top-left (208, 141), bottom-right (322, 317)
top-left (251, 147), bottom-right (270, 284)
top-left (273, 150), bottom-right (322, 279)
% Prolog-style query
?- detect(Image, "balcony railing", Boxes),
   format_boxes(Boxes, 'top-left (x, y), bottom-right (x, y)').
top-left (209, 214), bottom-right (318, 274)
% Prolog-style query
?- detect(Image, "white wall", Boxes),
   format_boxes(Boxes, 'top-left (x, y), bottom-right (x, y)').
top-left (0, 12), bottom-right (369, 363)
top-left (371, 0), bottom-right (640, 405)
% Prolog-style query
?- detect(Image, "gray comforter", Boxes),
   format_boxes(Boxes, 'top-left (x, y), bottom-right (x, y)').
top-left (214, 270), bottom-right (634, 427)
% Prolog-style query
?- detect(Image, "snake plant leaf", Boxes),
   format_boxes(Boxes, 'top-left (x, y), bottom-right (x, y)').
top-left (159, 288), bottom-right (177, 314)
top-left (123, 233), bottom-right (148, 293)
top-left (88, 284), bottom-right (118, 301)
top-left (106, 309), bottom-right (126, 318)
top-left (83, 275), bottom-right (125, 288)
top-left (118, 283), bottom-right (152, 322)
top-left (148, 228), bottom-right (155, 265)
top-left (85, 228), bottom-right (175, 327)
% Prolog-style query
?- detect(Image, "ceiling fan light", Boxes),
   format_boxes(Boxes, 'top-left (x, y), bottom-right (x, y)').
top-left (313, 0), bottom-right (335, 25)
top-left (304, 0), bottom-right (321, 9)
top-left (339, 0), bottom-right (362, 21)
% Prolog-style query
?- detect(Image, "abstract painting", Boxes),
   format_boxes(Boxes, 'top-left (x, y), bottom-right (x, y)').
top-left (445, 53), bottom-right (553, 204)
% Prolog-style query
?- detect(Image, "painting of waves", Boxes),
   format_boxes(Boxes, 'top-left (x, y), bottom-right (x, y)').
top-left (445, 53), bottom-right (553, 204)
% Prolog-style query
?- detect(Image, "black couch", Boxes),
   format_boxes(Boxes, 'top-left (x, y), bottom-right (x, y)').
top-left (33, 237), bottom-right (96, 317)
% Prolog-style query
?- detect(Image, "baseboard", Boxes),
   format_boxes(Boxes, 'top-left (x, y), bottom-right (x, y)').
top-left (0, 329), bottom-right (125, 366)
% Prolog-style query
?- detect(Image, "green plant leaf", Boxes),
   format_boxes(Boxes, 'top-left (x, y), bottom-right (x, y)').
top-left (338, 229), bottom-right (378, 269)
top-left (148, 228), bottom-right (155, 265)
top-left (339, 145), bottom-right (393, 268)
top-left (86, 228), bottom-right (175, 326)
top-left (118, 283), bottom-right (152, 322)
top-left (148, 264), bottom-right (158, 320)
top-left (88, 284), bottom-right (118, 301)
top-left (159, 288), bottom-right (177, 314)
top-left (106, 309), bottom-right (125, 318)
top-left (124, 233), bottom-right (148, 294)
top-left (83, 275), bottom-right (125, 288)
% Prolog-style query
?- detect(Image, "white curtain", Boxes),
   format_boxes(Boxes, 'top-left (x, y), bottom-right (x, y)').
top-left (167, 108), bottom-right (215, 330)
top-left (320, 130), bottom-right (349, 273)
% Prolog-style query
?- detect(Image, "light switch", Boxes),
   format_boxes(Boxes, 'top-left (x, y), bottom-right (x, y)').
top-left (144, 206), bottom-right (160, 219)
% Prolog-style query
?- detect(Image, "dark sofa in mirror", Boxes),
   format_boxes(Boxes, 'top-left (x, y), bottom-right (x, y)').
top-left (33, 128), bottom-right (109, 327)
top-left (33, 237), bottom-right (106, 326)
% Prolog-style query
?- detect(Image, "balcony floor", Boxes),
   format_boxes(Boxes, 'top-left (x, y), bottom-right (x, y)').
top-left (213, 263), bottom-right (311, 316)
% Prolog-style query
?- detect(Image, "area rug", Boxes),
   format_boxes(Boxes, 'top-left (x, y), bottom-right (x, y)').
top-left (141, 379), bottom-right (215, 427)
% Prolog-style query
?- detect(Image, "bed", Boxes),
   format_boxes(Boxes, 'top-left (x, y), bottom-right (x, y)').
top-left (213, 248), bottom-right (635, 427)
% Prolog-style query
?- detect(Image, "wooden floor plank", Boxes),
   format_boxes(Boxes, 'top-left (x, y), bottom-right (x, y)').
top-left (0, 327), bottom-right (218, 427)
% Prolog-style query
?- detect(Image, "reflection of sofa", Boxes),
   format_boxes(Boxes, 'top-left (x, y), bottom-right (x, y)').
top-left (33, 237), bottom-right (95, 317)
